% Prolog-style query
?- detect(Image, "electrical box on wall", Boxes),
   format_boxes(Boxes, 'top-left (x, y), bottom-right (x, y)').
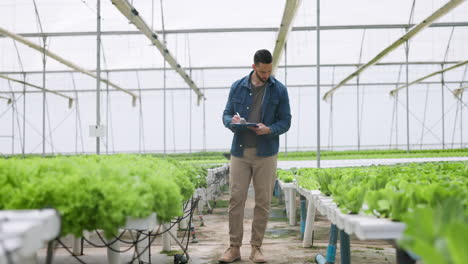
top-left (89, 125), bottom-right (106, 138)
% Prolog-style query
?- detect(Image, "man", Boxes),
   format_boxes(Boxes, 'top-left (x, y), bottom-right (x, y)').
top-left (220, 49), bottom-right (291, 263)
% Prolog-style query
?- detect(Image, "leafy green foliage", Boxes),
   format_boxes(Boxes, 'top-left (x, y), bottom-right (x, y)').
top-left (277, 169), bottom-right (294, 183)
top-left (289, 161), bottom-right (468, 262)
top-left (0, 155), bottom-right (207, 237)
top-left (399, 199), bottom-right (468, 264)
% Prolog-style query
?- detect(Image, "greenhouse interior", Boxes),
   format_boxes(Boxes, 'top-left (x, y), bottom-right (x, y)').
top-left (0, 0), bottom-right (467, 263)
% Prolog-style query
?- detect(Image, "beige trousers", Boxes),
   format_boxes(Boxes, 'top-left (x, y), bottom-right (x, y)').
top-left (228, 148), bottom-right (278, 247)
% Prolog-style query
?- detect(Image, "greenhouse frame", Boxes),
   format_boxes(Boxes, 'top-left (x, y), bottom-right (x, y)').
top-left (1, 0), bottom-right (467, 264)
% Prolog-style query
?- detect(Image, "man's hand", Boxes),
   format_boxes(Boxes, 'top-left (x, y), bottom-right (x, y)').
top-left (250, 123), bottom-right (271, 135)
top-left (231, 114), bottom-right (241, 124)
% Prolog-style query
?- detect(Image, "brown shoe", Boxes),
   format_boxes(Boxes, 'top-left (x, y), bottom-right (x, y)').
top-left (249, 246), bottom-right (267, 263)
top-left (219, 246), bottom-right (241, 263)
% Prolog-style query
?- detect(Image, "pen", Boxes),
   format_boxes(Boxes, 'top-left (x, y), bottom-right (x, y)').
top-left (236, 112), bottom-right (240, 117)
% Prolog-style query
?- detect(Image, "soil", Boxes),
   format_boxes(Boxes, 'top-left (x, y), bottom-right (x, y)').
top-left (38, 185), bottom-right (397, 264)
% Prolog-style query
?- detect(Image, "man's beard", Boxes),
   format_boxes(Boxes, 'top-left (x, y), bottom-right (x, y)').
top-left (255, 71), bottom-right (266, 83)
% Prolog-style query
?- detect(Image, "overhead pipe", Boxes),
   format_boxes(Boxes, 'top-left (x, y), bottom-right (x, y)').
top-left (110, 0), bottom-right (205, 104)
top-left (0, 74), bottom-right (73, 108)
top-left (390, 60), bottom-right (468, 96)
top-left (0, 26), bottom-right (137, 106)
top-left (322, 0), bottom-right (467, 101)
top-left (271, 0), bottom-right (302, 75)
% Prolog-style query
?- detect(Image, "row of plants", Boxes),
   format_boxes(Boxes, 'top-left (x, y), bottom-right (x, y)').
top-left (4, 149), bottom-right (468, 167)
top-left (0, 154), bottom-right (208, 237)
top-left (159, 148), bottom-right (468, 165)
top-left (293, 162), bottom-right (468, 219)
top-left (280, 162), bottom-right (467, 264)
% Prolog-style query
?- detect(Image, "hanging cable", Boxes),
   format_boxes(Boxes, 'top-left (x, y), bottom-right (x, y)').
top-left (30, 107), bottom-right (76, 153)
top-left (357, 29), bottom-right (366, 150)
top-left (171, 34), bottom-right (177, 153)
top-left (11, 40), bottom-right (25, 153)
top-left (397, 93), bottom-right (461, 146)
top-left (457, 65), bottom-right (468, 148)
top-left (451, 91), bottom-right (460, 148)
top-left (5, 80), bottom-right (18, 154)
top-left (45, 94), bottom-right (55, 154)
top-left (389, 64), bottom-right (403, 148)
top-left (416, 99), bottom-right (460, 146)
top-left (284, 42), bottom-right (288, 155)
top-left (405, 0), bottom-right (416, 151)
top-left (107, 72), bottom-right (116, 153)
top-left (160, 0), bottom-right (167, 154)
top-left (186, 33), bottom-right (193, 153)
top-left (296, 86), bottom-right (301, 151)
top-left (419, 84), bottom-right (430, 149)
top-left (71, 73), bottom-right (85, 153)
top-left (136, 71), bottom-right (146, 153)
top-left (202, 70), bottom-right (206, 151)
top-left (441, 27), bottom-right (455, 149)
top-left (327, 66), bottom-right (335, 150)
top-left (100, 41), bottom-right (111, 154)
top-left (32, 0), bottom-right (49, 156)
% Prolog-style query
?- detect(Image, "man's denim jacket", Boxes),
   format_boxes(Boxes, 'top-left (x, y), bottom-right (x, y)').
top-left (222, 71), bottom-right (292, 157)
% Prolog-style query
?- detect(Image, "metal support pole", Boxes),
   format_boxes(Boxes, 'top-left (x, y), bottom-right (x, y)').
top-left (161, 0), bottom-right (167, 155)
top-left (288, 188), bottom-right (296, 226)
top-left (96, 0), bottom-right (101, 155)
top-left (106, 238), bottom-right (120, 264)
top-left (162, 224), bottom-right (172, 251)
top-left (405, 40), bottom-right (410, 152)
top-left (203, 85), bottom-right (206, 151)
top-left (72, 236), bottom-right (82, 256)
top-left (300, 195), bottom-right (306, 238)
top-left (441, 64), bottom-right (445, 149)
top-left (340, 230), bottom-right (351, 264)
top-left (106, 72), bottom-right (109, 154)
top-left (133, 231), bottom-right (150, 264)
top-left (302, 197), bottom-right (315, 248)
top-left (316, 0), bottom-right (321, 168)
top-left (284, 42), bottom-right (288, 155)
top-left (461, 93), bottom-right (464, 148)
top-left (11, 95), bottom-right (14, 154)
top-left (315, 224), bottom-right (338, 264)
top-left (357, 73), bottom-right (360, 151)
top-left (189, 78), bottom-right (192, 153)
top-left (42, 37), bottom-right (46, 156)
top-left (22, 74), bottom-right (26, 156)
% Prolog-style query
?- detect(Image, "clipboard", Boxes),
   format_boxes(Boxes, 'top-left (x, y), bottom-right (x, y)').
top-left (232, 123), bottom-right (259, 129)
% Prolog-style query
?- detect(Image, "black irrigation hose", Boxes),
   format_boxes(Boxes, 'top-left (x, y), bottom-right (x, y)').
top-left (128, 224), bottom-right (163, 263)
top-left (82, 231), bottom-right (136, 253)
top-left (105, 230), bottom-right (150, 245)
top-left (129, 197), bottom-right (199, 264)
top-left (56, 238), bottom-right (89, 264)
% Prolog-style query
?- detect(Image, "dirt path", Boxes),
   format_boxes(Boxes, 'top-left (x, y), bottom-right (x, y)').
top-left (38, 185), bottom-right (397, 264)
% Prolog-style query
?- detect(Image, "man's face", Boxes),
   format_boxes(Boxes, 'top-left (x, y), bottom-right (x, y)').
top-left (252, 62), bottom-right (272, 83)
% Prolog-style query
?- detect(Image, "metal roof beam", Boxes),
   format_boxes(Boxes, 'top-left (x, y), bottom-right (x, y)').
top-left (0, 26), bottom-right (138, 106)
top-left (272, 0), bottom-right (302, 75)
top-left (3, 80), bottom-right (466, 94)
top-left (0, 61), bottom-right (461, 75)
top-left (322, 0), bottom-right (467, 101)
top-left (110, 0), bottom-right (205, 104)
top-left (0, 74), bottom-right (74, 107)
top-left (389, 60), bottom-right (468, 95)
top-left (6, 22), bottom-right (468, 38)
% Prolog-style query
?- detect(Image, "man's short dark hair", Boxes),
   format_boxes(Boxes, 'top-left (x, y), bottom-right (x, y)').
top-left (254, 49), bottom-right (272, 65)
